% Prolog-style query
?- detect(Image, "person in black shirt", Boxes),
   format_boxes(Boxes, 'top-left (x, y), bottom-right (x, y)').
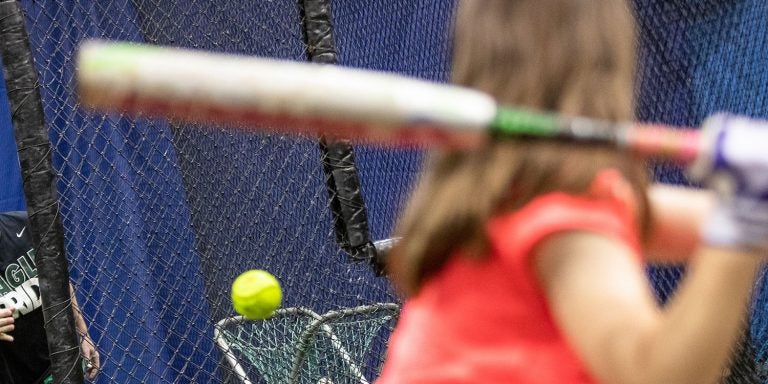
top-left (0, 211), bottom-right (99, 383)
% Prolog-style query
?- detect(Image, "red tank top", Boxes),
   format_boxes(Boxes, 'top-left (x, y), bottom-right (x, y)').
top-left (376, 170), bottom-right (640, 384)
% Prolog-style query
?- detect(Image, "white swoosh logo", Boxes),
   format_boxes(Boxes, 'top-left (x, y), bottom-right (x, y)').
top-left (15, 227), bottom-right (25, 238)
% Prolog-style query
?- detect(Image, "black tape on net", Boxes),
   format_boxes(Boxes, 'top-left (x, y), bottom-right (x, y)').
top-left (300, 0), bottom-right (385, 274)
top-left (0, 1), bottom-right (83, 383)
top-left (301, 0), bottom-right (337, 64)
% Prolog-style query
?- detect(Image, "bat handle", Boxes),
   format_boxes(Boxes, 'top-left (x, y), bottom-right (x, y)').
top-left (623, 124), bottom-right (701, 164)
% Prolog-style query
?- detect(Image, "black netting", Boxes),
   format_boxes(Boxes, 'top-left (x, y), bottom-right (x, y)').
top-left (1, 0), bottom-right (768, 382)
top-left (636, 0), bottom-right (768, 382)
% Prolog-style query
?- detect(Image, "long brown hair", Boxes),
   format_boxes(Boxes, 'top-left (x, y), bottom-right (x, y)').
top-left (388, 0), bottom-right (649, 296)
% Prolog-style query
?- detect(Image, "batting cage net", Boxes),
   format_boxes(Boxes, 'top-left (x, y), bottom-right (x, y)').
top-left (1, 0), bottom-right (445, 382)
top-left (1, 0), bottom-right (768, 383)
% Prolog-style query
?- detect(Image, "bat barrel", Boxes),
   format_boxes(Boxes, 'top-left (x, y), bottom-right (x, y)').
top-left (77, 40), bottom-right (496, 147)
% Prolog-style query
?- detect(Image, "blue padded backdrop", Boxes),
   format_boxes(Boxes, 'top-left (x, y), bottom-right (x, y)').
top-left (633, 0), bottom-right (768, 365)
top-left (0, 0), bottom-right (453, 382)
